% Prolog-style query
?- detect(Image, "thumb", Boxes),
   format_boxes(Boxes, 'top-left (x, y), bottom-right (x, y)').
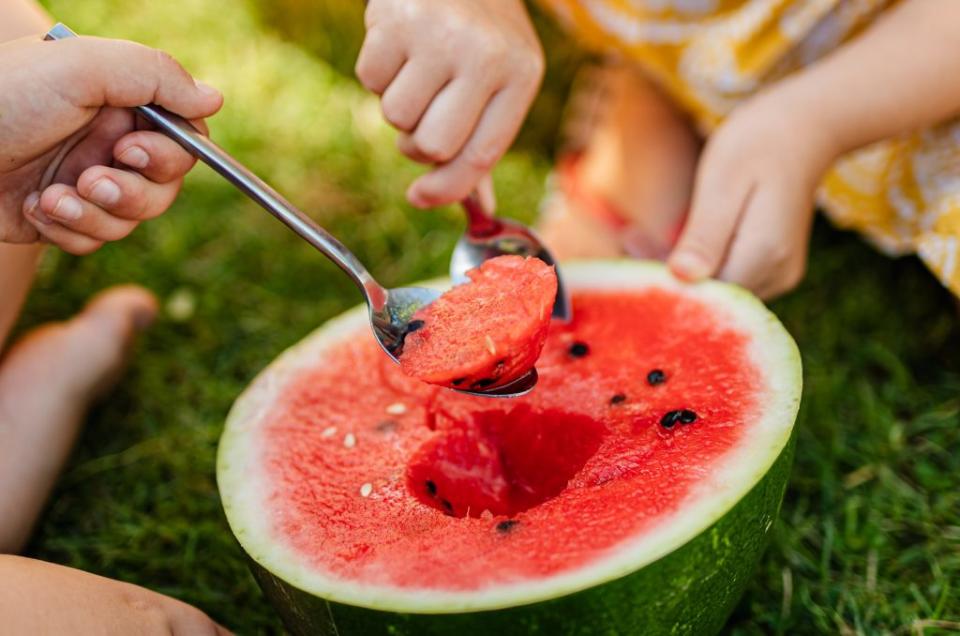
top-left (667, 160), bottom-right (750, 282)
top-left (50, 37), bottom-right (223, 120)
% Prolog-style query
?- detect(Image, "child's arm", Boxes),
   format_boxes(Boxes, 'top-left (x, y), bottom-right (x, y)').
top-left (0, 0), bottom-right (50, 40)
top-left (0, 556), bottom-right (231, 634)
top-left (356, 0), bottom-right (544, 211)
top-left (0, 245), bottom-right (42, 352)
top-left (668, 0), bottom-right (960, 298)
top-left (0, 0), bottom-right (53, 352)
top-left (794, 0), bottom-right (960, 155)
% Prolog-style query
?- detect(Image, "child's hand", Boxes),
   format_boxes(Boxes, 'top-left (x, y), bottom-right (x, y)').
top-left (668, 89), bottom-right (838, 299)
top-left (0, 35), bottom-right (223, 254)
top-left (0, 555), bottom-right (231, 634)
top-left (356, 0), bottom-right (544, 210)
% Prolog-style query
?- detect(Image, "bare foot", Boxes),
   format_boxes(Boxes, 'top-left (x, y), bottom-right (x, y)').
top-left (537, 63), bottom-right (701, 260)
top-left (0, 286), bottom-right (157, 553)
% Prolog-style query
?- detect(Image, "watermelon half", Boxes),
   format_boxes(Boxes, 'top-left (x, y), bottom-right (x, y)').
top-left (218, 261), bottom-right (801, 635)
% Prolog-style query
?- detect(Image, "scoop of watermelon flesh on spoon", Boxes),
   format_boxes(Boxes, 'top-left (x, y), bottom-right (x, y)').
top-left (367, 281), bottom-right (542, 399)
top-left (400, 255), bottom-right (558, 392)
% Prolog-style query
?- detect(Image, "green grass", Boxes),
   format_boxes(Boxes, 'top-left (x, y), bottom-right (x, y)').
top-left (18, 1), bottom-right (960, 633)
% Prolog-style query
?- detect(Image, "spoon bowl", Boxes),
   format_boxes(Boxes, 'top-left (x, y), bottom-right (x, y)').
top-left (368, 285), bottom-right (441, 359)
top-left (451, 194), bottom-right (572, 322)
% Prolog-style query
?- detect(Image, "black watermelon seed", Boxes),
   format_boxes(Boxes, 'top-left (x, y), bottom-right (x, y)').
top-left (471, 378), bottom-right (497, 389)
top-left (375, 420), bottom-right (397, 433)
top-left (406, 319), bottom-right (425, 333)
top-left (661, 409), bottom-right (698, 428)
top-left (568, 342), bottom-right (590, 358)
top-left (440, 499), bottom-right (454, 514)
top-left (451, 377), bottom-right (467, 387)
top-left (610, 393), bottom-right (627, 405)
top-left (647, 369), bottom-right (667, 386)
top-left (660, 410), bottom-right (683, 428)
top-left (496, 520), bottom-right (520, 534)
top-left (425, 480), bottom-right (437, 496)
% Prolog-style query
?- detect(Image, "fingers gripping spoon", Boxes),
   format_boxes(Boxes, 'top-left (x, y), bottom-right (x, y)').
top-left (45, 24), bottom-right (536, 398)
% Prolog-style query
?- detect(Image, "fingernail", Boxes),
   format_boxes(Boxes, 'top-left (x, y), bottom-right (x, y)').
top-left (23, 192), bottom-right (52, 225)
top-left (406, 185), bottom-right (429, 209)
top-left (670, 251), bottom-right (710, 281)
top-left (118, 146), bottom-right (150, 169)
top-left (89, 178), bottom-right (121, 207)
top-left (194, 80), bottom-right (221, 98)
top-left (52, 195), bottom-right (83, 222)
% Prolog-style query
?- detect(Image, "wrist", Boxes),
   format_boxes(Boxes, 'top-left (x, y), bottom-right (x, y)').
top-left (0, 1), bottom-right (53, 42)
top-left (0, 243), bottom-right (44, 352)
top-left (743, 78), bottom-right (846, 172)
top-left (763, 64), bottom-right (902, 160)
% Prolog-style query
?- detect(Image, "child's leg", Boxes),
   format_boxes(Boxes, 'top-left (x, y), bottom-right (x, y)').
top-left (0, 244), bottom-right (44, 351)
top-left (538, 63), bottom-right (701, 259)
top-left (0, 245), bottom-right (157, 553)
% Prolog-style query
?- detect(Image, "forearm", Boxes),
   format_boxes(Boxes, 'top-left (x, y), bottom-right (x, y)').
top-left (0, 0), bottom-right (52, 41)
top-left (0, 2), bottom-right (52, 351)
top-left (772, 0), bottom-right (960, 156)
top-left (0, 244), bottom-right (43, 352)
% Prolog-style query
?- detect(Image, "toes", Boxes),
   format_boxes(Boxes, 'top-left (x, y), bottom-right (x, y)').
top-left (80, 285), bottom-right (159, 334)
top-left (1, 285), bottom-right (157, 399)
top-left (63, 286), bottom-right (158, 399)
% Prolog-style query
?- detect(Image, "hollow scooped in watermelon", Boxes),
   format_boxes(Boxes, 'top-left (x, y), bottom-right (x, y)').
top-left (406, 405), bottom-right (606, 518)
top-left (218, 261), bottom-right (802, 636)
top-left (399, 255), bottom-right (557, 390)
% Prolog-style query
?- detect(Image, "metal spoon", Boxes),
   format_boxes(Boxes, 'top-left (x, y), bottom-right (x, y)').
top-left (452, 193), bottom-right (572, 322)
top-left (44, 23), bottom-right (536, 399)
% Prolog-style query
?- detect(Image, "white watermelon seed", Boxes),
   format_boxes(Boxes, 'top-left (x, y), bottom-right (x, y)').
top-left (321, 426), bottom-right (337, 438)
top-left (484, 335), bottom-right (497, 356)
top-left (344, 433), bottom-right (357, 448)
top-left (386, 402), bottom-right (407, 415)
top-left (359, 483), bottom-right (373, 497)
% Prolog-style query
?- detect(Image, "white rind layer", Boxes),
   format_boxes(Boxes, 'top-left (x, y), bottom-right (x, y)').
top-left (217, 260), bottom-right (802, 613)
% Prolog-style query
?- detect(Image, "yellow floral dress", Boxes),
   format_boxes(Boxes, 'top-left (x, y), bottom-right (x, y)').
top-left (536, 0), bottom-right (960, 298)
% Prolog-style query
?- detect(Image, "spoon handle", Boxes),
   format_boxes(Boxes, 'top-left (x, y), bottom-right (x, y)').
top-left (44, 23), bottom-right (384, 305)
top-left (461, 191), bottom-right (502, 238)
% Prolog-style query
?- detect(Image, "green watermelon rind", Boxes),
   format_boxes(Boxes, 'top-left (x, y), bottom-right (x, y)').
top-left (249, 432), bottom-right (795, 636)
top-left (217, 260), bottom-right (802, 628)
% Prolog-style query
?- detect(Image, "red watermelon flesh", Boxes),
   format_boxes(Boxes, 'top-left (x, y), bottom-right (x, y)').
top-left (400, 255), bottom-right (557, 390)
top-left (255, 288), bottom-right (762, 590)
